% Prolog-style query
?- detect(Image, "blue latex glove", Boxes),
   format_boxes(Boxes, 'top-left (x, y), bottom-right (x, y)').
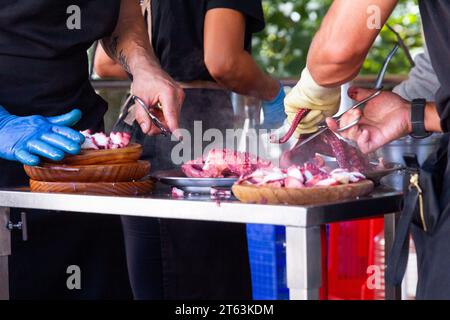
top-left (0, 106), bottom-right (85, 166)
top-left (260, 83), bottom-right (287, 129)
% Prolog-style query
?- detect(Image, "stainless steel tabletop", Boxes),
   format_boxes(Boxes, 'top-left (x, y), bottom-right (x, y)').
top-left (0, 186), bottom-right (403, 227)
top-left (0, 186), bottom-right (404, 301)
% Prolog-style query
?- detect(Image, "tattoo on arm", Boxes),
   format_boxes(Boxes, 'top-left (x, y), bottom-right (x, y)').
top-left (106, 36), bottom-right (119, 59)
top-left (118, 50), bottom-right (131, 74)
top-left (105, 35), bottom-right (132, 78)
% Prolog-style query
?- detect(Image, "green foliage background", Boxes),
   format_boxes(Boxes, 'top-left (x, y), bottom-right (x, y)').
top-left (253, 0), bottom-right (423, 77)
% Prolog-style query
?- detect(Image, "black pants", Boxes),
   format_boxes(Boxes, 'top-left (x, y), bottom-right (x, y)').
top-left (120, 216), bottom-right (163, 300)
top-left (121, 89), bottom-right (252, 299)
top-left (9, 209), bottom-right (132, 300)
top-left (2, 159), bottom-right (132, 300)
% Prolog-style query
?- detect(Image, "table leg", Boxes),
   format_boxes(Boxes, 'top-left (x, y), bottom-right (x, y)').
top-left (384, 212), bottom-right (401, 300)
top-left (0, 207), bottom-right (10, 300)
top-left (286, 226), bottom-right (322, 300)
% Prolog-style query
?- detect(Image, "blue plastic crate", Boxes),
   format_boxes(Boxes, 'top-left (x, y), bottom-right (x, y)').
top-left (247, 224), bottom-right (289, 300)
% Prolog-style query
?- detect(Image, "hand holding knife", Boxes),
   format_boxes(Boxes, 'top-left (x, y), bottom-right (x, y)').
top-left (290, 89), bottom-right (382, 151)
top-left (282, 44), bottom-right (399, 153)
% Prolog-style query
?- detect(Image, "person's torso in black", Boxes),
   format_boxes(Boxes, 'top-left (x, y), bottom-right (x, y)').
top-left (151, 0), bottom-right (265, 82)
top-left (0, 0), bottom-right (120, 130)
top-left (410, 1), bottom-right (450, 299)
top-left (0, 0), bottom-right (120, 187)
top-left (419, 0), bottom-right (450, 132)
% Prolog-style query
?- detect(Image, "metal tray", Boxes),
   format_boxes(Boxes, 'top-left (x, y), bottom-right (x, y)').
top-left (154, 169), bottom-right (237, 193)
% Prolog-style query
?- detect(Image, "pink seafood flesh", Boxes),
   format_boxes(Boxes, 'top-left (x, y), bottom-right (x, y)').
top-left (275, 109), bottom-right (374, 173)
top-left (237, 157), bottom-right (366, 189)
top-left (182, 149), bottom-right (273, 178)
top-left (281, 130), bottom-right (374, 172)
top-left (80, 130), bottom-right (131, 150)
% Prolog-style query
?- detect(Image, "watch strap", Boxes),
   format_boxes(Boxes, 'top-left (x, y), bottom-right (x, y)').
top-left (410, 98), bottom-right (431, 139)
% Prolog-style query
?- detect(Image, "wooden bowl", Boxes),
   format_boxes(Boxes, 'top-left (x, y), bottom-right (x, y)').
top-left (24, 161), bottom-right (151, 183)
top-left (232, 180), bottom-right (374, 205)
top-left (48, 143), bottom-right (143, 166)
top-left (29, 179), bottom-right (155, 196)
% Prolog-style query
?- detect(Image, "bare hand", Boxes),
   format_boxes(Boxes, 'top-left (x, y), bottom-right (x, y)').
top-left (131, 66), bottom-right (185, 137)
top-left (326, 87), bottom-right (412, 153)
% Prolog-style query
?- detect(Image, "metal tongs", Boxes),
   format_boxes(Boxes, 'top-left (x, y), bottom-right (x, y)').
top-left (116, 94), bottom-right (171, 137)
top-left (291, 44), bottom-right (399, 151)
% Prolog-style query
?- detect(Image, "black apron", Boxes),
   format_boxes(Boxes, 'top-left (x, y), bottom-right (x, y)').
top-left (386, 0), bottom-right (450, 299)
top-left (121, 89), bottom-right (252, 299)
top-left (0, 1), bottom-right (132, 299)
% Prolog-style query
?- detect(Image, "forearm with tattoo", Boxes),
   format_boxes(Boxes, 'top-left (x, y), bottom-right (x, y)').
top-left (103, 35), bottom-right (132, 77)
top-left (101, 0), bottom-right (160, 79)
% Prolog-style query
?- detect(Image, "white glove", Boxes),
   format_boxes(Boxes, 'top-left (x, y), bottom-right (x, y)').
top-left (284, 67), bottom-right (341, 136)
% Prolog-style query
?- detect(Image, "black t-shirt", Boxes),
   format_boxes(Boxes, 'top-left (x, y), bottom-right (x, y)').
top-left (0, 0), bottom-right (120, 130)
top-left (151, 0), bottom-right (265, 82)
top-left (0, 0), bottom-right (120, 187)
top-left (419, 0), bottom-right (450, 132)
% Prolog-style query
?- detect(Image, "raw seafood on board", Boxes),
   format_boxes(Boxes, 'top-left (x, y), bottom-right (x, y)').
top-left (25, 131), bottom-right (152, 196)
top-left (232, 156), bottom-right (374, 205)
top-left (80, 130), bottom-right (131, 150)
top-left (236, 157), bottom-right (366, 189)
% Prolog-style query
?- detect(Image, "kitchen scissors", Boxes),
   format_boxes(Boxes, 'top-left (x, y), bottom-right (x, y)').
top-left (132, 95), bottom-right (171, 137)
top-left (291, 44), bottom-right (399, 151)
top-left (116, 94), bottom-right (172, 137)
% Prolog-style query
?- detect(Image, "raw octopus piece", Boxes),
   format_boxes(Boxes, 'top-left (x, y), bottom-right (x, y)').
top-left (171, 187), bottom-right (185, 198)
top-left (91, 132), bottom-right (110, 149)
top-left (272, 109), bottom-right (310, 144)
top-left (322, 131), bottom-right (347, 168)
top-left (285, 176), bottom-right (305, 189)
top-left (281, 130), bottom-right (372, 173)
top-left (277, 109), bottom-right (373, 173)
top-left (80, 130), bottom-right (131, 150)
top-left (237, 159), bottom-right (366, 189)
top-left (182, 149), bottom-right (273, 178)
top-left (210, 188), bottom-right (232, 200)
top-left (110, 132), bottom-right (131, 148)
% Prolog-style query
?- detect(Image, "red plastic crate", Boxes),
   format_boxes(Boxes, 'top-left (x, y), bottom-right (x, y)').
top-left (327, 218), bottom-right (384, 300)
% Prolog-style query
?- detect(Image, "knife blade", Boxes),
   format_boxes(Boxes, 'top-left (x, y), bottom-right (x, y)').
top-left (290, 127), bottom-right (329, 151)
top-left (289, 89), bottom-right (382, 152)
top-left (286, 44), bottom-right (398, 157)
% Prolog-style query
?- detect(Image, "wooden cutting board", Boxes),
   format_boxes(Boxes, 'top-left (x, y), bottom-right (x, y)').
top-left (29, 179), bottom-right (155, 196)
top-left (232, 180), bottom-right (374, 205)
top-left (24, 161), bottom-right (150, 183)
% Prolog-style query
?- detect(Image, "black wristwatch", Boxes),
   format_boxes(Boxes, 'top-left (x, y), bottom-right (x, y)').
top-left (410, 98), bottom-right (431, 139)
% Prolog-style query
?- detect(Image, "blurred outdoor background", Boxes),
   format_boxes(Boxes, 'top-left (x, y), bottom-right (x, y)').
top-left (253, 0), bottom-right (422, 77)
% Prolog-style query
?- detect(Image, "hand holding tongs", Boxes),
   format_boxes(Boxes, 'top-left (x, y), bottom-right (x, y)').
top-left (290, 44), bottom-right (399, 151)
top-left (116, 94), bottom-right (172, 137)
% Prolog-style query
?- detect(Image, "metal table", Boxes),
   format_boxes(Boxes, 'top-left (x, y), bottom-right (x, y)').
top-left (0, 186), bottom-right (403, 300)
